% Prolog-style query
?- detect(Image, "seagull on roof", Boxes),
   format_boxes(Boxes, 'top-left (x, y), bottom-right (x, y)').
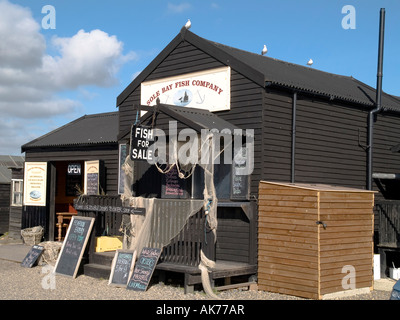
top-left (185, 19), bottom-right (191, 29)
top-left (261, 45), bottom-right (268, 55)
top-left (307, 58), bottom-right (313, 66)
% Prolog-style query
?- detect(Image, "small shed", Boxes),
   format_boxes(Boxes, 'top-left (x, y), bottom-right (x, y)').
top-left (258, 181), bottom-right (375, 299)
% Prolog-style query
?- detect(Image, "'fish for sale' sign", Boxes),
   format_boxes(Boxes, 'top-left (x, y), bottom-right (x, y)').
top-left (130, 125), bottom-right (154, 161)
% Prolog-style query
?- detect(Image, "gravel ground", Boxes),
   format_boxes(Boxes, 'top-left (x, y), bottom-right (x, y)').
top-left (0, 259), bottom-right (393, 301)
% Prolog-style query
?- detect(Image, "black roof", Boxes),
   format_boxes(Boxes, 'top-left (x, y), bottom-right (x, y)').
top-left (118, 103), bottom-right (245, 141)
top-left (153, 104), bottom-right (242, 133)
top-left (117, 28), bottom-right (400, 112)
top-left (22, 112), bottom-right (118, 152)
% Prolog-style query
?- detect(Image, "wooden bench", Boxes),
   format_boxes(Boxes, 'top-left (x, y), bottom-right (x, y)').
top-left (156, 260), bottom-right (257, 294)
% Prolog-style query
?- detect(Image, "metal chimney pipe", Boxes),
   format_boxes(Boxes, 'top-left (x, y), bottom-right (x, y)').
top-left (367, 8), bottom-right (385, 190)
top-left (376, 8), bottom-right (385, 111)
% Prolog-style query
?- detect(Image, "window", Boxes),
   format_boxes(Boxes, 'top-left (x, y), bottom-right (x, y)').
top-left (11, 179), bottom-right (23, 206)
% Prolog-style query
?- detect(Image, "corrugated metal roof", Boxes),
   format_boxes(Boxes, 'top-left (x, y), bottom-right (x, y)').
top-left (210, 40), bottom-right (400, 112)
top-left (117, 29), bottom-right (400, 113)
top-left (22, 112), bottom-right (118, 151)
top-left (135, 104), bottom-right (246, 137)
top-left (160, 104), bottom-right (242, 133)
top-left (0, 155), bottom-right (24, 183)
top-left (0, 155), bottom-right (24, 168)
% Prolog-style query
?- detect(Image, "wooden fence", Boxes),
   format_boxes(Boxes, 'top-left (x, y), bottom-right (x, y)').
top-left (375, 200), bottom-right (400, 248)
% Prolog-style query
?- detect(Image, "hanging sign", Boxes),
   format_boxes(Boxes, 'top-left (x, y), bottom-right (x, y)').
top-left (23, 162), bottom-right (47, 206)
top-left (130, 125), bottom-right (154, 162)
top-left (67, 163), bottom-right (81, 175)
top-left (141, 66), bottom-right (231, 112)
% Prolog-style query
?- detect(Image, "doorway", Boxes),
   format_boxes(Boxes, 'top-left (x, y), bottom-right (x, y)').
top-left (53, 161), bottom-right (84, 240)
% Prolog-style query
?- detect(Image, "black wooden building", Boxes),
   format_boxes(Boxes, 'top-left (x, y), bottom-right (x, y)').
top-left (0, 155), bottom-right (24, 235)
top-left (116, 28), bottom-right (400, 281)
top-left (19, 28), bottom-right (400, 288)
top-left (20, 112), bottom-right (119, 240)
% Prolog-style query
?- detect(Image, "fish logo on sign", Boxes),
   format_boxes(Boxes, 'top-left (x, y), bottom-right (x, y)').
top-left (173, 89), bottom-right (192, 106)
top-left (30, 190), bottom-right (41, 200)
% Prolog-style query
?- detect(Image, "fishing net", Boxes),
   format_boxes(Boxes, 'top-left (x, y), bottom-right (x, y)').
top-left (119, 131), bottom-right (220, 297)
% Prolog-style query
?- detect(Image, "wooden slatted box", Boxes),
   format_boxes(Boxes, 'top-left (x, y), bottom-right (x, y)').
top-left (258, 181), bottom-right (375, 299)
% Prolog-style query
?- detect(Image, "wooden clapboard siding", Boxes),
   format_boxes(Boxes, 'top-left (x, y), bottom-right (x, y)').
top-left (375, 200), bottom-right (400, 247)
top-left (258, 181), bottom-right (374, 299)
top-left (294, 97), bottom-right (368, 189)
top-left (261, 87), bottom-right (400, 202)
top-left (118, 41), bottom-right (264, 197)
top-left (118, 41), bottom-right (225, 134)
top-left (9, 206), bottom-right (22, 239)
top-left (8, 168), bottom-right (23, 239)
top-left (25, 146), bottom-right (119, 195)
top-left (374, 112), bottom-right (400, 200)
top-left (216, 207), bottom-right (250, 263)
top-left (119, 88), bottom-right (141, 133)
top-left (0, 183), bottom-right (10, 234)
top-left (262, 90), bottom-right (292, 182)
top-left (215, 70), bottom-right (263, 196)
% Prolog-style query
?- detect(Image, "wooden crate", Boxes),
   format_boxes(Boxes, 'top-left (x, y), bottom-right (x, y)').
top-left (258, 181), bottom-right (375, 299)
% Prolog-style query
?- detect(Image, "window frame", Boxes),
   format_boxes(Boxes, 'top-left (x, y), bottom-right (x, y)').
top-left (11, 179), bottom-right (23, 206)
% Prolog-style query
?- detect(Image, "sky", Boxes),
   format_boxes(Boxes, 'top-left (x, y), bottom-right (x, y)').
top-left (1, 0), bottom-right (400, 155)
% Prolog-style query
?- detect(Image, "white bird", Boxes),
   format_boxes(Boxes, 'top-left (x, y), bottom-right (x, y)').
top-left (261, 44), bottom-right (268, 55)
top-left (307, 58), bottom-right (313, 66)
top-left (185, 19), bottom-right (191, 30)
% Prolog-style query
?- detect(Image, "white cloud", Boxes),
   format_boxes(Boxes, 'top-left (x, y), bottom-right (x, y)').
top-left (0, 1), bottom-right (45, 69)
top-left (43, 29), bottom-right (137, 89)
top-left (0, 0), bottom-right (136, 155)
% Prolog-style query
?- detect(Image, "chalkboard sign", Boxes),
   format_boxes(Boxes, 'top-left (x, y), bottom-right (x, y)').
top-left (109, 250), bottom-right (136, 287)
top-left (84, 160), bottom-right (105, 195)
top-left (54, 216), bottom-right (94, 278)
top-left (86, 173), bottom-right (99, 195)
top-left (126, 247), bottom-right (161, 291)
top-left (21, 245), bottom-right (44, 268)
top-left (74, 203), bottom-right (145, 215)
top-left (230, 148), bottom-right (250, 200)
top-left (161, 165), bottom-right (189, 199)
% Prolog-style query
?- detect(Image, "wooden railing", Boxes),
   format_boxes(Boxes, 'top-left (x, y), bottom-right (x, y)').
top-left (160, 210), bottom-right (205, 266)
top-left (74, 195), bottom-right (207, 267)
top-left (375, 200), bottom-right (400, 248)
top-left (74, 195), bottom-right (124, 237)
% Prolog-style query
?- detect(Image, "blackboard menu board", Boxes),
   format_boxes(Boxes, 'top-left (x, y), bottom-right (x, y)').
top-left (109, 250), bottom-right (136, 287)
top-left (86, 173), bottom-right (99, 195)
top-left (84, 160), bottom-right (104, 195)
top-left (54, 216), bottom-right (94, 278)
top-left (21, 245), bottom-right (44, 268)
top-left (161, 165), bottom-right (189, 199)
top-left (230, 148), bottom-right (250, 200)
top-left (126, 247), bottom-right (161, 291)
